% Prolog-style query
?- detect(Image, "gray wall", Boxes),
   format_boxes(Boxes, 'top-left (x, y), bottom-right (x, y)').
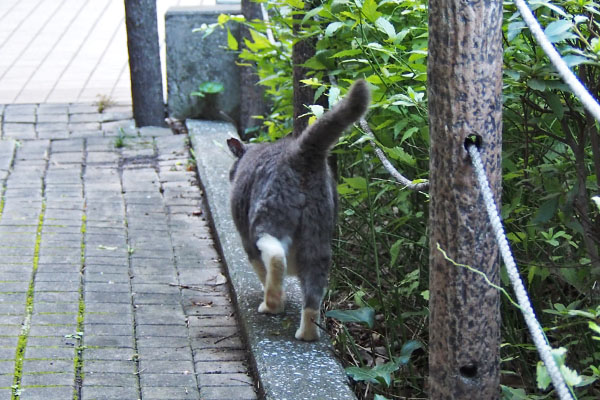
top-left (165, 6), bottom-right (241, 122)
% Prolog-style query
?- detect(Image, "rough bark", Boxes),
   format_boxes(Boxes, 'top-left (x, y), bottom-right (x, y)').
top-left (124, 0), bottom-right (165, 127)
top-left (427, 0), bottom-right (504, 398)
top-left (240, 0), bottom-right (267, 138)
top-left (292, 2), bottom-right (319, 138)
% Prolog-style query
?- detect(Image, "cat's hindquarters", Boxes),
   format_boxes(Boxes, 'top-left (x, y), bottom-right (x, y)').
top-left (256, 234), bottom-right (288, 314)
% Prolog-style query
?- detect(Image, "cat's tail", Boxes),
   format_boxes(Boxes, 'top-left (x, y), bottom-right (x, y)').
top-left (295, 79), bottom-right (370, 157)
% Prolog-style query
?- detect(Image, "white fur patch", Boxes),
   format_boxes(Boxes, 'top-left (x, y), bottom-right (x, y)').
top-left (256, 234), bottom-right (287, 314)
top-left (256, 234), bottom-right (286, 265)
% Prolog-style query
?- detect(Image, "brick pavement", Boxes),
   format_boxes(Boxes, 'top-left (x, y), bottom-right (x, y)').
top-left (0, 106), bottom-right (257, 399)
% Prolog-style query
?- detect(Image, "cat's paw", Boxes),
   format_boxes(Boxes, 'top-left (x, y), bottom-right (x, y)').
top-left (295, 324), bottom-right (320, 341)
top-left (258, 288), bottom-right (285, 314)
top-left (258, 300), bottom-right (284, 314)
top-left (295, 308), bottom-right (320, 341)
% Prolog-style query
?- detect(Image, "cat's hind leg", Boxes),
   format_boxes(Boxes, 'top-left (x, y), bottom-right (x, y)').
top-left (256, 234), bottom-right (286, 314)
top-left (249, 258), bottom-right (266, 286)
top-left (296, 260), bottom-right (328, 341)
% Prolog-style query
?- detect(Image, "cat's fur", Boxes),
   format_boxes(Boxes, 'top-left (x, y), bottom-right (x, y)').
top-left (227, 80), bottom-right (370, 341)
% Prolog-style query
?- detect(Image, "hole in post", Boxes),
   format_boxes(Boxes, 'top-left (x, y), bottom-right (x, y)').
top-left (459, 363), bottom-right (478, 379)
top-left (464, 134), bottom-right (482, 151)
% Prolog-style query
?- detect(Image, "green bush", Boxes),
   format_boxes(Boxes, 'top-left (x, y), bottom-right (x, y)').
top-left (208, 0), bottom-right (600, 398)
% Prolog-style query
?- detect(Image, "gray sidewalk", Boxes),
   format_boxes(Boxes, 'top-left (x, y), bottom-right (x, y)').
top-left (0, 105), bottom-right (257, 399)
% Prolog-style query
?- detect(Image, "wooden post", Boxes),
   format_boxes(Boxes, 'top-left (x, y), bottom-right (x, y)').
top-left (124, 0), bottom-right (165, 127)
top-left (427, 0), bottom-right (503, 398)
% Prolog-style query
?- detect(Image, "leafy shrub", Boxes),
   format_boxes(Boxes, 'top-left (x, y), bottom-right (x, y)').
top-left (208, 0), bottom-right (600, 398)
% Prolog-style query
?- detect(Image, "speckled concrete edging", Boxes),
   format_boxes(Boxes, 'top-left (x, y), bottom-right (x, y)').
top-left (188, 120), bottom-right (357, 400)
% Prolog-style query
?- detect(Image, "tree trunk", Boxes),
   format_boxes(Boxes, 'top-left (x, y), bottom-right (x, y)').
top-left (124, 0), bottom-right (165, 127)
top-left (292, 1), bottom-right (319, 138)
top-left (427, 0), bottom-right (503, 398)
top-left (239, 0), bottom-right (267, 138)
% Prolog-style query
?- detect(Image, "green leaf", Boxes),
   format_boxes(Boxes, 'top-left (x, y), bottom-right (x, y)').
top-left (197, 81), bottom-right (224, 94)
top-left (342, 176), bottom-right (367, 191)
top-left (374, 395), bottom-right (390, 400)
top-left (328, 86), bottom-right (341, 108)
top-left (382, 146), bottom-right (416, 166)
top-left (527, 78), bottom-right (547, 91)
top-left (400, 340), bottom-right (423, 358)
top-left (227, 27), bottom-right (238, 51)
top-left (537, 360), bottom-right (552, 390)
top-left (287, 0), bottom-right (305, 9)
top-left (332, 49), bottom-right (363, 58)
top-left (544, 92), bottom-right (564, 119)
top-left (544, 19), bottom-right (576, 43)
top-left (346, 362), bottom-right (399, 386)
top-left (301, 5), bottom-right (323, 24)
top-left (562, 55), bottom-right (587, 68)
top-left (507, 21), bottom-right (526, 42)
top-left (326, 307), bottom-right (375, 328)
top-left (390, 239), bottom-right (402, 267)
top-left (325, 21), bottom-right (344, 37)
top-left (361, 0), bottom-right (382, 23)
top-left (501, 385), bottom-right (529, 400)
top-left (375, 17), bottom-right (395, 40)
top-left (532, 196), bottom-right (558, 224)
top-left (308, 104), bottom-right (324, 118)
top-left (313, 85), bottom-right (327, 103)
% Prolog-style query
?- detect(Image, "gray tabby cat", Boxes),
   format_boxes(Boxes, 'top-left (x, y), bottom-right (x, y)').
top-left (227, 80), bottom-right (370, 341)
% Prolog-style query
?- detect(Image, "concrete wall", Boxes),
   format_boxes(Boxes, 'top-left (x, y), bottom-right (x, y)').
top-left (165, 5), bottom-right (241, 121)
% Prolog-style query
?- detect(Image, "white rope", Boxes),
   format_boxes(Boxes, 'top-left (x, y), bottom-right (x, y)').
top-left (467, 143), bottom-right (574, 400)
top-left (260, 3), bottom-right (276, 45)
top-left (513, 0), bottom-right (600, 122)
top-left (359, 120), bottom-right (430, 191)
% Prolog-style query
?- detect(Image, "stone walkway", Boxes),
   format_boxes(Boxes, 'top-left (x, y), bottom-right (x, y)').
top-left (0, 105), bottom-right (257, 399)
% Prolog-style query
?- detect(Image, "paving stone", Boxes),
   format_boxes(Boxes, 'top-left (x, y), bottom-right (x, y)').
top-left (83, 372), bottom-right (137, 387)
top-left (21, 371), bottom-right (74, 386)
top-left (0, 347), bottom-right (18, 359)
top-left (84, 291), bottom-right (131, 304)
top-left (200, 384), bottom-right (257, 400)
top-left (3, 123), bottom-right (36, 139)
top-left (83, 324), bottom-right (133, 337)
top-left (136, 324), bottom-right (188, 338)
top-left (138, 359), bottom-right (195, 374)
top-left (136, 346), bottom-right (193, 361)
top-left (27, 336), bottom-right (77, 347)
top-left (83, 347), bottom-right (135, 361)
top-left (140, 372), bottom-right (197, 387)
top-left (37, 104), bottom-right (69, 115)
top-left (195, 361), bottom-right (251, 374)
top-left (137, 336), bottom-right (189, 348)
top-left (24, 346), bottom-right (75, 360)
top-left (83, 360), bottom-right (136, 374)
top-left (198, 372), bottom-right (254, 387)
top-left (0, 360), bottom-right (15, 374)
top-left (21, 359), bottom-right (73, 373)
top-left (17, 386), bottom-right (74, 400)
top-left (81, 385), bottom-right (140, 400)
top-left (141, 386), bottom-right (200, 400)
top-left (84, 312), bottom-right (131, 325)
top-left (83, 336), bottom-right (134, 350)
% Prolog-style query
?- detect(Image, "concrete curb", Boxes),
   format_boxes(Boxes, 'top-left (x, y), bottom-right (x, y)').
top-left (188, 120), bottom-right (357, 400)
